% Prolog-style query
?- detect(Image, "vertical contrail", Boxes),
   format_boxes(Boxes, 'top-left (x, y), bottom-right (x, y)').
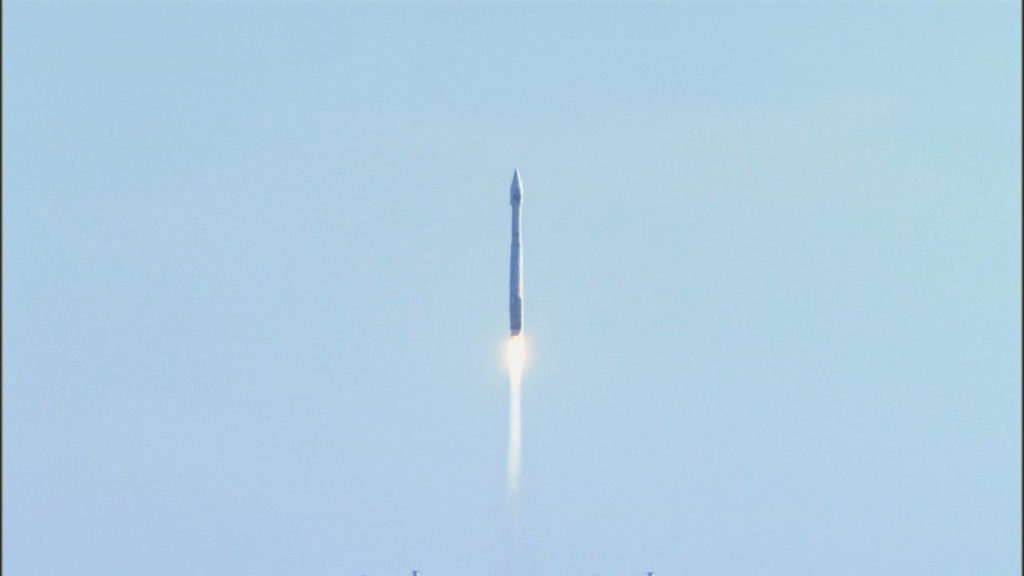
top-left (507, 170), bottom-right (525, 501)
top-left (508, 351), bottom-right (523, 499)
top-left (507, 336), bottom-right (524, 499)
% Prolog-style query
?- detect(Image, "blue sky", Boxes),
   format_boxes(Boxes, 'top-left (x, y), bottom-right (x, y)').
top-left (3, 3), bottom-right (1020, 575)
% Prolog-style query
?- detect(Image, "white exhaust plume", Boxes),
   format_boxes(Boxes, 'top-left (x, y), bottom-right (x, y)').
top-left (506, 335), bottom-right (525, 499)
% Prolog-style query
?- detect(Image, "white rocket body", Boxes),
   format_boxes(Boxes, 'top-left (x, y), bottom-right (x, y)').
top-left (509, 170), bottom-right (523, 337)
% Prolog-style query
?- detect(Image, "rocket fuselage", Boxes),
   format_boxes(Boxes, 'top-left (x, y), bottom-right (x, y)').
top-left (509, 171), bottom-right (523, 336)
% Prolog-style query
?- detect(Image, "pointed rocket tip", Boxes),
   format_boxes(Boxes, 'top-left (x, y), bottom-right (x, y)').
top-left (510, 169), bottom-right (523, 203)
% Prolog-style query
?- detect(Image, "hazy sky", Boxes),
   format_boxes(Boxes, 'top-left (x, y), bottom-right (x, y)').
top-left (4, 3), bottom-right (1020, 575)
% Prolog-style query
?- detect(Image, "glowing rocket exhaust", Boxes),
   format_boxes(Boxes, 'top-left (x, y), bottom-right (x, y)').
top-left (507, 336), bottom-right (524, 499)
top-left (507, 170), bottom-right (525, 499)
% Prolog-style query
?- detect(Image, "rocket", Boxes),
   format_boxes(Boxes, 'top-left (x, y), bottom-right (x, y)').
top-left (509, 170), bottom-right (524, 337)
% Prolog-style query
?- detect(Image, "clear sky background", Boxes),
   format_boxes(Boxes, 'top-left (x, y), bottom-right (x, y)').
top-left (3, 3), bottom-right (1020, 575)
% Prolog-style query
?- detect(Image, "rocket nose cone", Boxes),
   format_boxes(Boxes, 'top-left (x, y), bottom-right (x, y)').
top-left (511, 169), bottom-right (523, 203)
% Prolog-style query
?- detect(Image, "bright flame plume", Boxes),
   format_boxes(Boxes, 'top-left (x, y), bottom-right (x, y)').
top-left (506, 335), bottom-right (525, 499)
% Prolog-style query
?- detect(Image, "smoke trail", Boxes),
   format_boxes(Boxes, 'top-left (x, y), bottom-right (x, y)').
top-left (507, 367), bottom-right (522, 499)
top-left (506, 336), bottom-right (525, 500)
